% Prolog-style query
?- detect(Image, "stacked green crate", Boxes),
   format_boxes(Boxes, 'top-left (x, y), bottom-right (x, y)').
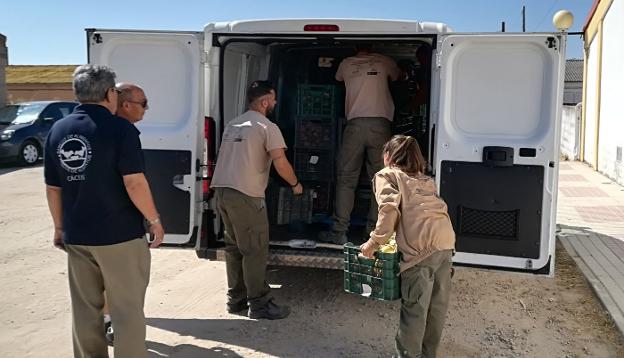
top-left (275, 187), bottom-right (314, 225)
top-left (297, 84), bottom-right (340, 117)
top-left (343, 242), bottom-right (401, 301)
top-left (294, 84), bottom-right (341, 218)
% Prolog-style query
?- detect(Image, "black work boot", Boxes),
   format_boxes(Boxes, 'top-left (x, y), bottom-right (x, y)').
top-left (248, 299), bottom-right (291, 320)
top-left (226, 301), bottom-right (248, 314)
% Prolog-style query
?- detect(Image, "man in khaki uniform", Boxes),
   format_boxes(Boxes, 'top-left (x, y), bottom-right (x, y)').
top-left (320, 44), bottom-right (401, 244)
top-left (211, 81), bottom-right (302, 320)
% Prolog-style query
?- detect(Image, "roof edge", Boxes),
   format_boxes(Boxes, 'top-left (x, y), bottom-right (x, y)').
top-left (583, 0), bottom-right (601, 32)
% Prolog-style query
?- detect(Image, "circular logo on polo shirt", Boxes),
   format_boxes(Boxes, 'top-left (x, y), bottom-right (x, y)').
top-left (57, 134), bottom-right (92, 173)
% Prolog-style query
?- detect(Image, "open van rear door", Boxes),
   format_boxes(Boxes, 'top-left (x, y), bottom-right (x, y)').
top-left (87, 30), bottom-right (204, 245)
top-left (435, 33), bottom-right (565, 275)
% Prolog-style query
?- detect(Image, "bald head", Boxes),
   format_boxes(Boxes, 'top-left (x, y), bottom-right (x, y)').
top-left (116, 82), bottom-right (149, 124)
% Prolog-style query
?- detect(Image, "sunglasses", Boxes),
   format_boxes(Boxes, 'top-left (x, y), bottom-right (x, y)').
top-left (126, 99), bottom-right (149, 109)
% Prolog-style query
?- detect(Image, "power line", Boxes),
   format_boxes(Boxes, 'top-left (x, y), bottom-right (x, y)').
top-left (536, 0), bottom-right (561, 30)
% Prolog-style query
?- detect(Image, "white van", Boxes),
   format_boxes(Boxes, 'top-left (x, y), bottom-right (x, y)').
top-left (87, 19), bottom-right (566, 275)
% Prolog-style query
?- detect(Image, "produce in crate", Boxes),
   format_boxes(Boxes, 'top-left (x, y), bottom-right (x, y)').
top-left (343, 242), bottom-right (401, 301)
top-left (378, 234), bottom-right (397, 254)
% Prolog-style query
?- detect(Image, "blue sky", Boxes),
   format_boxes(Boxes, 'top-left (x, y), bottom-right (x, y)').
top-left (1, 0), bottom-right (592, 64)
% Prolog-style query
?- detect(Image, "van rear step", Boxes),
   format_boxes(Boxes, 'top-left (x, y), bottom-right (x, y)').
top-left (201, 247), bottom-right (343, 269)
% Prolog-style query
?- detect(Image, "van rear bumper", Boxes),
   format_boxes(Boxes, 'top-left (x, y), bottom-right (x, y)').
top-left (200, 247), bottom-right (343, 269)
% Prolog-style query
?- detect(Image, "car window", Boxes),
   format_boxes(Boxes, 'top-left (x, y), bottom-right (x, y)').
top-left (9, 103), bottom-right (48, 125)
top-left (40, 104), bottom-right (66, 122)
top-left (41, 103), bottom-right (77, 122)
top-left (58, 103), bottom-right (77, 118)
top-left (41, 102), bottom-right (76, 122)
top-left (0, 105), bottom-right (19, 125)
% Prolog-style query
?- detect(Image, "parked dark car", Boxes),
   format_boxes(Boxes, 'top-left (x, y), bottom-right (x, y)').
top-left (0, 101), bottom-right (78, 165)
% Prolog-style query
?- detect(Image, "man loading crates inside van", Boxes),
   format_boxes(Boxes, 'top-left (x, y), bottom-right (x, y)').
top-left (319, 43), bottom-right (402, 244)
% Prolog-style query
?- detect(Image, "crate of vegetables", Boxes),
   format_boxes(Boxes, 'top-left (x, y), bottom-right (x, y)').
top-left (343, 241), bottom-right (401, 301)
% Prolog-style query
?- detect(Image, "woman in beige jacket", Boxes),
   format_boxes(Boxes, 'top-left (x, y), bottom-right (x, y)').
top-left (360, 135), bottom-right (455, 358)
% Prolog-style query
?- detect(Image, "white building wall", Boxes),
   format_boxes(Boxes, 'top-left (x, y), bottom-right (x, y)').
top-left (560, 104), bottom-right (581, 160)
top-left (597, 0), bottom-right (624, 185)
top-left (583, 37), bottom-right (599, 167)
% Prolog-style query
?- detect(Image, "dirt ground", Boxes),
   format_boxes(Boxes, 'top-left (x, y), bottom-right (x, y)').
top-left (0, 164), bottom-right (623, 357)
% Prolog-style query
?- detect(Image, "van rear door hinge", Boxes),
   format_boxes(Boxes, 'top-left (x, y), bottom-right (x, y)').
top-left (435, 49), bottom-right (442, 69)
top-left (435, 38), bottom-right (444, 69)
top-left (92, 33), bottom-right (103, 44)
top-left (546, 37), bottom-right (557, 50)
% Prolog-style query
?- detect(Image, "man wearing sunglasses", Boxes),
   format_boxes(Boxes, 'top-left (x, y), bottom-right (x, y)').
top-left (116, 83), bottom-right (149, 124)
top-left (98, 82), bottom-right (151, 347)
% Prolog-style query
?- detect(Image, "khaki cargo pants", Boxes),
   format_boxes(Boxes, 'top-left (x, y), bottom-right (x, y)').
top-left (333, 117), bottom-right (392, 233)
top-left (215, 187), bottom-right (271, 310)
top-left (395, 250), bottom-right (453, 358)
top-left (66, 237), bottom-right (151, 358)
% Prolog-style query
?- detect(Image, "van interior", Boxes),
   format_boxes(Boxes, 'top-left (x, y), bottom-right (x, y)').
top-left (218, 38), bottom-right (435, 251)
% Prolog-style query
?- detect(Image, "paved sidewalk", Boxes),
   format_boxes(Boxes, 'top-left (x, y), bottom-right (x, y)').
top-left (557, 160), bottom-right (624, 336)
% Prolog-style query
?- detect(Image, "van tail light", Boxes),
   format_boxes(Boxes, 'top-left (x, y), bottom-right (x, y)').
top-left (204, 116), bottom-right (216, 197)
top-left (202, 177), bottom-right (210, 196)
top-left (303, 24), bottom-right (340, 32)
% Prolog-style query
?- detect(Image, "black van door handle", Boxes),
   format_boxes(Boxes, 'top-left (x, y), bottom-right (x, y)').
top-left (482, 146), bottom-right (514, 167)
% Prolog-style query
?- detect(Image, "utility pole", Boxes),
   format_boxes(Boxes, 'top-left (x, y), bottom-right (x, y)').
top-left (0, 34), bottom-right (7, 107)
top-left (522, 5), bottom-right (526, 32)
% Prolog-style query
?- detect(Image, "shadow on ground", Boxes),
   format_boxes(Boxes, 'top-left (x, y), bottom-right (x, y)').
top-left (0, 162), bottom-right (41, 176)
top-left (147, 267), bottom-right (398, 357)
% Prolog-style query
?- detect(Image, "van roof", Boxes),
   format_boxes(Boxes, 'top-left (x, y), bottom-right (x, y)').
top-left (205, 19), bottom-right (451, 34)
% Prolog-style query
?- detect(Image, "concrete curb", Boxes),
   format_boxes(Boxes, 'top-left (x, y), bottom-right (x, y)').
top-left (559, 236), bottom-right (624, 337)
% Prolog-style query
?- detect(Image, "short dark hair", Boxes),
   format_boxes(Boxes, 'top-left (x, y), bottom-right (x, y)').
top-left (383, 135), bottom-right (427, 175)
top-left (247, 81), bottom-right (275, 104)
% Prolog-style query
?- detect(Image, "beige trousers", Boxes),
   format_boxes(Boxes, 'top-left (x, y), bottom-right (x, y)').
top-left (66, 238), bottom-right (151, 358)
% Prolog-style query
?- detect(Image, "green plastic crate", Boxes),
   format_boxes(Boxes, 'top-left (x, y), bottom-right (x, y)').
top-left (343, 242), bottom-right (401, 301)
top-left (297, 84), bottom-right (340, 117)
top-left (343, 262), bottom-right (397, 279)
top-left (344, 271), bottom-right (400, 300)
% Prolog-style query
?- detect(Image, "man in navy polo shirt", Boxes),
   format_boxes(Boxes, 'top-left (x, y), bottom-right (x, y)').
top-left (116, 82), bottom-right (149, 124)
top-left (44, 65), bottom-right (164, 358)
top-left (99, 81), bottom-right (151, 347)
